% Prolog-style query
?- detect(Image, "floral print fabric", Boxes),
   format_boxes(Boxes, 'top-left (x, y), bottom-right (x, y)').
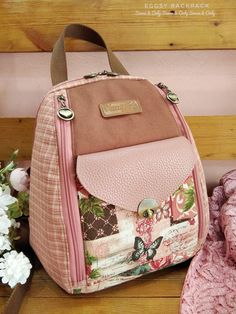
top-left (76, 175), bottom-right (199, 293)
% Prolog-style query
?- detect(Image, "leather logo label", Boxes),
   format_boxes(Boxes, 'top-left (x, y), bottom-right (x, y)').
top-left (100, 99), bottom-right (142, 118)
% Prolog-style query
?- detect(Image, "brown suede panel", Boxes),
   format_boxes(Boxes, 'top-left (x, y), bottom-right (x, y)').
top-left (67, 78), bottom-right (181, 155)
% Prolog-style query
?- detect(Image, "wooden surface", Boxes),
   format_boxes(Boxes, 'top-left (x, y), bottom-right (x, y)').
top-left (1, 0), bottom-right (236, 52)
top-left (0, 116), bottom-right (235, 160)
top-left (0, 261), bottom-right (189, 314)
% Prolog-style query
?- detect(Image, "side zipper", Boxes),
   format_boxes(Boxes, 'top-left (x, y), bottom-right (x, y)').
top-left (156, 84), bottom-right (205, 242)
top-left (173, 105), bottom-right (205, 242)
top-left (56, 92), bottom-right (86, 286)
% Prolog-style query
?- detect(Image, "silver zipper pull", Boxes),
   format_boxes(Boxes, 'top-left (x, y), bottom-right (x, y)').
top-left (83, 72), bottom-right (98, 79)
top-left (157, 82), bottom-right (168, 90)
top-left (57, 95), bottom-right (75, 121)
top-left (98, 70), bottom-right (109, 75)
top-left (107, 71), bottom-right (119, 77)
top-left (166, 91), bottom-right (179, 104)
top-left (157, 82), bottom-right (180, 104)
top-left (83, 70), bottom-right (119, 79)
top-left (97, 70), bottom-right (119, 77)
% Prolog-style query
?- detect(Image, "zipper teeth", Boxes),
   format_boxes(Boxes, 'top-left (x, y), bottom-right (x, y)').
top-left (52, 75), bottom-right (119, 90)
top-left (57, 94), bottom-right (86, 284)
top-left (172, 106), bottom-right (204, 239)
top-left (61, 124), bottom-right (79, 282)
top-left (156, 86), bottom-right (205, 240)
top-left (52, 75), bottom-right (146, 92)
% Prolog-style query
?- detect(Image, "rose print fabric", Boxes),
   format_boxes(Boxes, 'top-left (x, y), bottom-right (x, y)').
top-left (76, 175), bottom-right (200, 293)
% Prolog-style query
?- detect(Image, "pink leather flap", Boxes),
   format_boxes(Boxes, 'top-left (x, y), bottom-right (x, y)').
top-left (76, 137), bottom-right (196, 212)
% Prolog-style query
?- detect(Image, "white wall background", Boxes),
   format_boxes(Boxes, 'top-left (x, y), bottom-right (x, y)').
top-left (0, 50), bottom-right (235, 117)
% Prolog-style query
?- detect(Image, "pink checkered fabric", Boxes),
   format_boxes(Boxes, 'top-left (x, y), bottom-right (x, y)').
top-left (29, 94), bottom-right (73, 293)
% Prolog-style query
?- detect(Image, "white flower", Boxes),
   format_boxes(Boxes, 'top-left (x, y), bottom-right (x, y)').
top-left (11, 219), bottom-right (20, 229)
top-left (0, 214), bottom-right (11, 234)
top-left (0, 208), bottom-right (5, 216)
top-left (0, 186), bottom-right (17, 212)
top-left (0, 251), bottom-right (32, 288)
top-left (0, 235), bottom-right (11, 253)
top-left (9, 168), bottom-right (29, 192)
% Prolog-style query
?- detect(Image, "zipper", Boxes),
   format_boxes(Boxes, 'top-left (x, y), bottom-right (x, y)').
top-left (57, 95), bottom-right (75, 121)
top-left (173, 106), bottom-right (205, 241)
top-left (56, 92), bottom-right (86, 285)
top-left (52, 70), bottom-right (120, 91)
top-left (83, 70), bottom-right (119, 79)
top-left (156, 83), bottom-right (205, 241)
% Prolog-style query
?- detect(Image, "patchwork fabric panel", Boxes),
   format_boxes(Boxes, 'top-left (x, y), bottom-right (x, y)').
top-left (77, 181), bottom-right (119, 240)
top-left (77, 175), bottom-right (199, 292)
top-left (80, 200), bottom-right (119, 241)
top-left (171, 176), bottom-right (197, 223)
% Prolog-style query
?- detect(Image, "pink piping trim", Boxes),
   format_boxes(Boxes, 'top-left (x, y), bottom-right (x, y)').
top-left (173, 106), bottom-right (205, 240)
top-left (55, 92), bottom-right (86, 284)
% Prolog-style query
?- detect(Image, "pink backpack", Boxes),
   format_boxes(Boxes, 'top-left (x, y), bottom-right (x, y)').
top-left (29, 24), bottom-right (209, 294)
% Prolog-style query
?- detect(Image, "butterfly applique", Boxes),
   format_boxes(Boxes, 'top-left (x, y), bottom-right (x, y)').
top-left (131, 236), bottom-right (163, 261)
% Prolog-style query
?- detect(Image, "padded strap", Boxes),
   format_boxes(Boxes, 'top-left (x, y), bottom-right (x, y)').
top-left (51, 24), bottom-right (129, 85)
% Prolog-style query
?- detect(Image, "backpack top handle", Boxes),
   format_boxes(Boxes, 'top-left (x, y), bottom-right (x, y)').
top-left (51, 23), bottom-right (129, 85)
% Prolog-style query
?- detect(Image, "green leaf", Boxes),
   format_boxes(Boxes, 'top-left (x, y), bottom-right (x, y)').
top-left (183, 198), bottom-right (194, 212)
top-left (73, 288), bottom-right (82, 294)
top-left (173, 187), bottom-right (181, 196)
top-left (79, 196), bottom-right (104, 218)
top-left (7, 201), bottom-right (22, 219)
top-left (183, 190), bottom-right (195, 212)
top-left (85, 251), bottom-right (97, 265)
top-left (0, 161), bottom-right (15, 175)
top-left (121, 263), bottom-right (151, 277)
top-left (132, 264), bottom-right (151, 275)
top-left (92, 206), bottom-right (104, 218)
top-left (79, 198), bottom-right (89, 215)
top-left (8, 226), bottom-right (18, 246)
top-left (89, 269), bottom-right (101, 279)
top-left (10, 149), bottom-right (19, 162)
top-left (0, 150), bottom-right (19, 183)
top-left (184, 188), bottom-right (194, 196)
top-left (18, 191), bottom-right (29, 216)
top-left (89, 196), bottom-right (101, 205)
top-left (0, 174), bottom-right (5, 184)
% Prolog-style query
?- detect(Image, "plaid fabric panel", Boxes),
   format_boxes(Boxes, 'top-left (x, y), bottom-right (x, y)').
top-left (29, 94), bottom-right (73, 293)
